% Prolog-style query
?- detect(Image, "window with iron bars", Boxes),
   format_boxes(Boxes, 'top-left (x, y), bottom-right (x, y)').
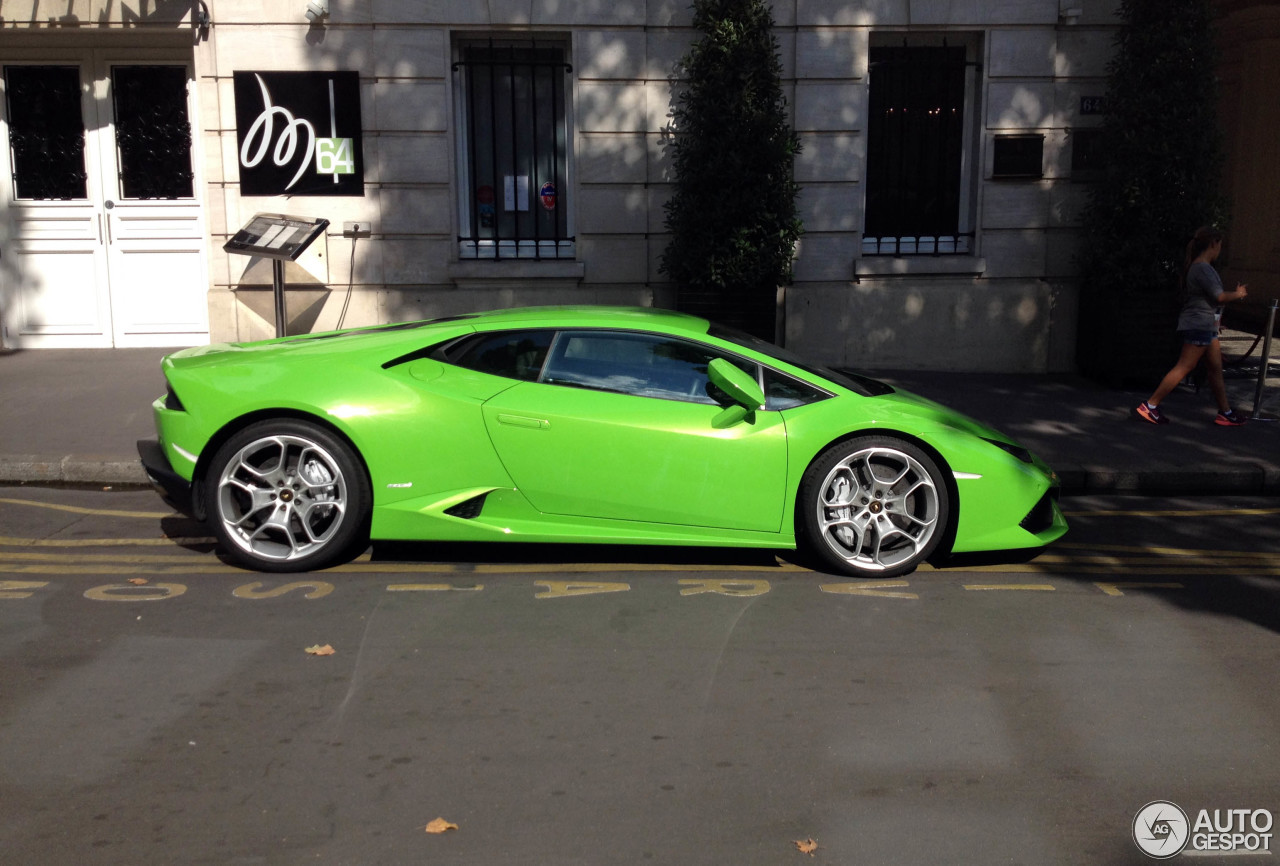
top-left (863, 39), bottom-right (980, 256)
top-left (453, 39), bottom-right (574, 260)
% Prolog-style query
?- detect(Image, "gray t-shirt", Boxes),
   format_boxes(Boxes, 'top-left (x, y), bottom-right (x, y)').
top-left (1176, 261), bottom-right (1224, 332)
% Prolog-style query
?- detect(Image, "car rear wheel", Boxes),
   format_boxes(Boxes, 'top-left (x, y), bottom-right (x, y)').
top-left (798, 436), bottom-right (949, 578)
top-left (206, 419), bottom-right (370, 572)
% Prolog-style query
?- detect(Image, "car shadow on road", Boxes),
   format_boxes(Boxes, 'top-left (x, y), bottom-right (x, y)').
top-left (368, 540), bottom-right (794, 571)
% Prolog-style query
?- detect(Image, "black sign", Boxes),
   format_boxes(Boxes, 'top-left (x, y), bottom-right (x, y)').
top-left (234, 71), bottom-right (364, 196)
top-left (223, 213), bottom-right (330, 261)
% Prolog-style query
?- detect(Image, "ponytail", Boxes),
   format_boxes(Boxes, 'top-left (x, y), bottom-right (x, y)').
top-left (1182, 226), bottom-right (1223, 287)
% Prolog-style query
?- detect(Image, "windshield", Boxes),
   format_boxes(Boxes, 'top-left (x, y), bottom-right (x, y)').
top-left (708, 324), bottom-right (893, 397)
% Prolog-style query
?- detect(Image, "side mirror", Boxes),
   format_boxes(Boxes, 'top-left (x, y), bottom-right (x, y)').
top-left (707, 358), bottom-right (765, 428)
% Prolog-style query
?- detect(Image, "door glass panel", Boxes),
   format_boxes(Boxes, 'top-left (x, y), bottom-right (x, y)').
top-left (543, 331), bottom-right (757, 405)
top-left (443, 329), bottom-right (555, 381)
top-left (3, 65), bottom-right (88, 200)
top-left (112, 65), bottom-right (194, 199)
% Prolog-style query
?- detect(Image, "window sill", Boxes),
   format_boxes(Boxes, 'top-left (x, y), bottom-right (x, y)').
top-left (855, 256), bottom-right (987, 278)
top-left (448, 259), bottom-right (586, 288)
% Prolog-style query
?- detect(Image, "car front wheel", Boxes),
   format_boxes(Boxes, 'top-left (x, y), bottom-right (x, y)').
top-left (206, 419), bottom-right (370, 572)
top-left (798, 436), bottom-right (949, 578)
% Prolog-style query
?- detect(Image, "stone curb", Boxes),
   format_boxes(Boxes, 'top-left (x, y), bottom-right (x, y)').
top-left (0, 455), bottom-right (150, 487)
top-left (1056, 466), bottom-right (1280, 496)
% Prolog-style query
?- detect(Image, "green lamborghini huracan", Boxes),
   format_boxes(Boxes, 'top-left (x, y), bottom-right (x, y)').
top-left (138, 305), bottom-right (1066, 576)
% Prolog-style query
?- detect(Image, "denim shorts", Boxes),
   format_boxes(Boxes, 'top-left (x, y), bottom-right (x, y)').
top-left (1179, 329), bottom-right (1218, 347)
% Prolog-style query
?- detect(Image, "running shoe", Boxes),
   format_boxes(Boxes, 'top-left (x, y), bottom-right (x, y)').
top-left (1135, 401), bottom-right (1169, 425)
top-left (1215, 408), bottom-right (1247, 426)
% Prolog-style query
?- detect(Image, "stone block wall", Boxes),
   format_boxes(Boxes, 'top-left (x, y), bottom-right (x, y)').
top-left (0, 0), bottom-right (1123, 370)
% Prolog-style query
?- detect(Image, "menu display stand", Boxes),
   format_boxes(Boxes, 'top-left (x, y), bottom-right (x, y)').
top-left (223, 214), bottom-right (330, 338)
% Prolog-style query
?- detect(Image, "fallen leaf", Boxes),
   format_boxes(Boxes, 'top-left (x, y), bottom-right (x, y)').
top-left (305, 644), bottom-right (336, 656)
top-left (128, 578), bottom-right (149, 585)
top-left (794, 838), bottom-right (818, 855)
top-left (425, 818), bottom-right (458, 834)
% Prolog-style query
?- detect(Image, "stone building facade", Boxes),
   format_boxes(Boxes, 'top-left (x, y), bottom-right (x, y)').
top-left (1, 0), bottom-right (1129, 371)
top-left (1215, 0), bottom-right (1280, 333)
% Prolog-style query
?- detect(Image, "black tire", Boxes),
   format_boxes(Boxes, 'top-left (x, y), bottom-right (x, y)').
top-left (204, 419), bottom-right (371, 572)
top-left (797, 436), bottom-right (950, 578)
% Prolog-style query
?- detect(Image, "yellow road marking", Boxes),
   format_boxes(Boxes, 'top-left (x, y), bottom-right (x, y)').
top-left (678, 578), bottom-right (771, 597)
top-left (0, 498), bottom-right (172, 519)
top-left (1095, 582), bottom-right (1184, 597)
top-left (83, 582), bottom-right (187, 601)
top-left (1037, 556), bottom-right (1280, 569)
top-left (0, 564), bottom-right (235, 575)
top-left (1063, 507), bottom-right (1280, 518)
top-left (0, 560), bottom-right (820, 576)
top-left (472, 559), bottom-right (805, 574)
top-left (0, 552), bottom-right (215, 564)
top-left (963, 584), bottom-right (1056, 591)
top-left (1057, 542), bottom-right (1279, 560)
top-left (1062, 566), bottom-right (1280, 576)
top-left (819, 580), bottom-right (917, 599)
top-left (0, 580), bottom-right (50, 599)
top-left (2, 536), bottom-right (1276, 578)
top-left (233, 581), bottom-right (335, 600)
top-left (0, 535), bottom-right (214, 548)
top-left (534, 580), bottom-right (630, 598)
top-left (5, 556), bottom-right (1278, 578)
top-left (388, 583), bottom-right (484, 592)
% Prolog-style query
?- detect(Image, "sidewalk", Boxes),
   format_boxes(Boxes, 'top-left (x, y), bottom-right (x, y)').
top-left (1, 344), bottom-right (1277, 495)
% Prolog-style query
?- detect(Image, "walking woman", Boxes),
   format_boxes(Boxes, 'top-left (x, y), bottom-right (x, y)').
top-left (1135, 226), bottom-right (1249, 426)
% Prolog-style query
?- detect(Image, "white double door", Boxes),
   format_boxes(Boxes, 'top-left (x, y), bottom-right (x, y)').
top-left (0, 49), bottom-right (208, 348)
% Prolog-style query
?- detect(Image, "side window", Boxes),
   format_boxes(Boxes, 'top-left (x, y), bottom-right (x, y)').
top-left (441, 329), bottom-right (553, 381)
top-left (763, 369), bottom-right (829, 410)
top-left (543, 331), bottom-right (757, 405)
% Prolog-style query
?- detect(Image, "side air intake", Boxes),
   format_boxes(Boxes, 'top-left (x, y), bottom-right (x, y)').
top-left (1019, 490), bottom-right (1057, 535)
top-left (444, 493), bottom-right (489, 520)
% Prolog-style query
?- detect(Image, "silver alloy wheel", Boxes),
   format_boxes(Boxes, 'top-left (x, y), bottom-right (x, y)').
top-left (814, 445), bottom-right (940, 572)
top-left (215, 434), bottom-right (348, 563)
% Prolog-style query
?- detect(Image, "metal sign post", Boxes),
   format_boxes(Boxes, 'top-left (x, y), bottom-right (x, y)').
top-left (1250, 298), bottom-right (1279, 422)
top-left (223, 214), bottom-right (330, 338)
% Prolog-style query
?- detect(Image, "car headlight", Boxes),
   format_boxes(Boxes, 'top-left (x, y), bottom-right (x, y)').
top-left (982, 437), bottom-right (1032, 464)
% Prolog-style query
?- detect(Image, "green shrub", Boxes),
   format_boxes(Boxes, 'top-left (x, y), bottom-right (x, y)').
top-left (1077, 0), bottom-right (1228, 384)
top-left (661, 0), bottom-right (803, 340)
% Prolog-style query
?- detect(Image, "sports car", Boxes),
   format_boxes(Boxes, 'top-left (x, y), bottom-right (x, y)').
top-left (138, 305), bottom-right (1066, 576)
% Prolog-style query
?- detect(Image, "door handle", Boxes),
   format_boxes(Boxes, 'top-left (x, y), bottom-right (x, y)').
top-left (496, 414), bottom-right (549, 430)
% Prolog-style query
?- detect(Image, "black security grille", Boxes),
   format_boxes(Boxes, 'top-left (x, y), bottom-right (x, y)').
top-left (453, 42), bottom-right (573, 259)
top-left (864, 44), bottom-right (976, 256)
top-left (3, 65), bottom-right (88, 200)
top-left (112, 66), bottom-right (195, 200)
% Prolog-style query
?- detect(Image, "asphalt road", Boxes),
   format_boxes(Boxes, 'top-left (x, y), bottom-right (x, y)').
top-left (2, 488), bottom-right (1279, 865)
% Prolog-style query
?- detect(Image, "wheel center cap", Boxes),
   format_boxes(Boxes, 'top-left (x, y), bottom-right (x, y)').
top-left (869, 501), bottom-right (883, 514)
top-left (279, 489), bottom-right (294, 503)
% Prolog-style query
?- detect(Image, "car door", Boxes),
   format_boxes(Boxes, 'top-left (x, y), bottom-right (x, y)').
top-left (481, 330), bottom-right (788, 533)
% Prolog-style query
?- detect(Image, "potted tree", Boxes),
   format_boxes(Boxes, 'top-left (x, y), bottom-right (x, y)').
top-left (661, 0), bottom-right (803, 343)
top-left (1076, 0), bottom-right (1228, 386)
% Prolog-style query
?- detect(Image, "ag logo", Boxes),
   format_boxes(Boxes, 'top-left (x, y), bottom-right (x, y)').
top-left (1134, 801), bottom-right (1190, 859)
